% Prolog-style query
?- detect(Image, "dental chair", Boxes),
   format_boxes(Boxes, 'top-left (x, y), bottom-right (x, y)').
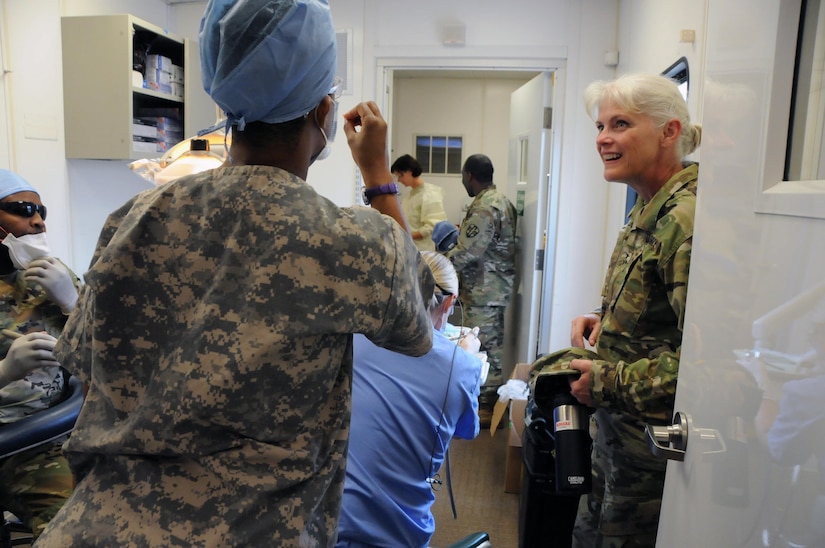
top-left (0, 375), bottom-right (84, 548)
top-left (446, 531), bottom-right (492, 548)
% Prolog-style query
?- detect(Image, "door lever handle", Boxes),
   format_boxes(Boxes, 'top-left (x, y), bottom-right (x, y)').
top-left (645, 411), bottom-right (689, 461)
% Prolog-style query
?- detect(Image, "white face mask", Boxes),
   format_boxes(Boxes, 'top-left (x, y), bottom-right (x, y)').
top-left (2, 232), bottom-right (51, 270)
top-left (312, 100), bottom-right (338, 163)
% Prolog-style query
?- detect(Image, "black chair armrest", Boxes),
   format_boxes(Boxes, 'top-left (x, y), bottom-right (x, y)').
top-left (446, 531), bottom-right (491, 548)
top-left (0, 375), bottom-right (84, 459)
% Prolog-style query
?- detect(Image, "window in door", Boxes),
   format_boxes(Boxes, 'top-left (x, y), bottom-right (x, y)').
top-left (415, 135), bottom-right (463, 174)
top-left (755, 0), bottom-right (825, 219)
top-left (786, 0), bottom-right (825, 181)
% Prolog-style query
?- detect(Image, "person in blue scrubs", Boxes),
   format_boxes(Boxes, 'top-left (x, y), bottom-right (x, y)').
top-left (337, 251), bottom-right (483, 548)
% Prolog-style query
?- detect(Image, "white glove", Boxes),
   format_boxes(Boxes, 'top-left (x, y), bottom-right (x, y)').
top-left (458, 326), bottom-right (481, 354)
top-left (476, 351), bottom-right (490, 385)
top-left (0, 331), bottom-right (59, 387)
top-left (24, 257), bottom-right (78, 314)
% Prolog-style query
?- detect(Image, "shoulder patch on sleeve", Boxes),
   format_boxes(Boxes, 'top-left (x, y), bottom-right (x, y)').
top-left (465, 224), bottom-right (480, 238)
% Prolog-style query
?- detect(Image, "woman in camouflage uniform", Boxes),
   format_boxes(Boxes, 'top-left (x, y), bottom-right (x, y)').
top-left (567, 73), bottom-right (702, 547)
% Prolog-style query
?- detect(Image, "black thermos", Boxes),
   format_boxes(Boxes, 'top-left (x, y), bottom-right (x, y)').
top-left (552, 391), bottom-right (592, 494)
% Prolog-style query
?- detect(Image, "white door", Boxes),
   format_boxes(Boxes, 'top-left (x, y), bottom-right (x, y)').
top-left (506, 72), bottom-right (556, 366)
top-left (655, 0), bottom-right (825, 546)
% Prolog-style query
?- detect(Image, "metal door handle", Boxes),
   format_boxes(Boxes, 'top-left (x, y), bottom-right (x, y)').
top-left (645, 411), bottom-right (689, 461)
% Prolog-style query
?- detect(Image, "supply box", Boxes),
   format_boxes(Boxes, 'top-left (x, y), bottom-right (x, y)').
top-left (490, 362), bottom-right (532, 493)
top-left (146, 54), bottom-right (173, 73)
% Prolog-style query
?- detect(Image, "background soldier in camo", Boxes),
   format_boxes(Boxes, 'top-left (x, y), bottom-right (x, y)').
top-left (566, 73), bottom-right (702, 547)
top-left (447, 154), bottom-right (517, 427)
top-left (35, 1), bottom-right (432, 546)
top-left (0, 169), bottom-right (80, 540)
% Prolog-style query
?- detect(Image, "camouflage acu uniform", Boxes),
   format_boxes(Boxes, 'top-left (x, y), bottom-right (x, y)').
top-left (447, 186), bottom-right (517, 412)
top-left (0, 265), bottom-right (80, 538)
top-left (36, 165), bottom-right (433, 547)
top-left (571, 163), bottom-right (697, 548)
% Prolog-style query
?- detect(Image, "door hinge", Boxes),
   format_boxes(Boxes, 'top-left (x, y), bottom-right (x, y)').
top-left (543, 107), bottom-right (552, 130)
top-left (535, 249), bottom-right (545, 270)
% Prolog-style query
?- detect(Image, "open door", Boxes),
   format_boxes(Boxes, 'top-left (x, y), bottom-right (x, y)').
top-left (655, 1), bottom-right (825, 546)
top-left (506, 72), bottom-right (556, 366)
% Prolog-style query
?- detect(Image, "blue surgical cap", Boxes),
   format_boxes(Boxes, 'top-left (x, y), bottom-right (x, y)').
top-left (200, 0), bottom-right (337, 130)
top-left (432, 221), bottom-right (459, 253)
top-left (0, 170), bottom-right (38, 201)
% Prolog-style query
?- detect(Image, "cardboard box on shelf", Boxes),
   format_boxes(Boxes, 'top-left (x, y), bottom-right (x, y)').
top-left (145, 69), bottom-right (173, 95)
top-left (171, 64), bottom-right (184, 84)
top-left (138, 117), bottom-right (182, 133)
top-left (171, 82), bottom-right (184, 100)
top-left (131, 119), bottom-right (157, 139)
top-left (137, 107), bottom-right (182, 119)
top-left (132, 139), bottom-right (158, 154)
top-left (491, 362), bottom-right (532, 494)
top-left (146, 54), bottom-right (173, 73)
top-left (157, 129), bottom-right (183, 143)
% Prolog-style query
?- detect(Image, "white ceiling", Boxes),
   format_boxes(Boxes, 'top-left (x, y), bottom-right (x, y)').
top-left (395, 69), bottom-right (540, 80)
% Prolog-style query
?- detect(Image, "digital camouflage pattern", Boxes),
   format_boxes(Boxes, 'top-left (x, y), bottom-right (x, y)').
top-left (0, 444), bottom-right (74, 539)
top-left (0, 265), bottom-right (79, 422)
top-left (447, 186), bottom-right (517, 308)
top-left (458, 304), bottom-right (506, 411)
top-left (37, 165), bottom-right (433, 547)
top-left (447, 186), bottom-right (517, 412)
top-left (0, 262), bottom-right (79, 539)
top-left (573, 163), bottom-right (698, 547)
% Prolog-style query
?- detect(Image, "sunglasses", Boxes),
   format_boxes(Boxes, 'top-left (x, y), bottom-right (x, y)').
top-left (0, 201), bottom-right (47, 221)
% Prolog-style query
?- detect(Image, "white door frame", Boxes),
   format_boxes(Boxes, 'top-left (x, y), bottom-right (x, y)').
top-left (0, 0), bottom-right (14, 170)
top-left (375, 56), bottom-right (564, 139)
top-left (375, 56), bottom-right (566, 365)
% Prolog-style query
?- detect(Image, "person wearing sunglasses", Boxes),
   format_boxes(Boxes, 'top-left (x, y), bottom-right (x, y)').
top-left (0, 169), bottom-right (80, 541)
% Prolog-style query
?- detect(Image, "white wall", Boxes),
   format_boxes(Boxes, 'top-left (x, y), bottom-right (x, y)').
top-left (617, 0), bottom-right (707, 109)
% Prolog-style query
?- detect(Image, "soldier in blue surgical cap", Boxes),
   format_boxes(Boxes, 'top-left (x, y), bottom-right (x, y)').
top-left (0, 169), bottom-right (79, 541)
top-left (36, 1), bottom-right (433, 546)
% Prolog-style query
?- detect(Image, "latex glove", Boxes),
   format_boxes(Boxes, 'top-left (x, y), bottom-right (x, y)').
top-left (476, 351), bottom-right (490, 386)
top-left (458, 326), bottom-right (481, 354)
top-left (0, 332), bottom-right (59, 387)
top-left (24, 257), bottom-right (78, 314)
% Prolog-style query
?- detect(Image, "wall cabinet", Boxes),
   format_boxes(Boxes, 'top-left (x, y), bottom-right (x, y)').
top-left (61, 14), bottom-right (193, 160)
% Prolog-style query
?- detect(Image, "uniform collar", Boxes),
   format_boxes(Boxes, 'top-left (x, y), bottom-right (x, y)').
top-left (632, 163), bottom-right (697, 230)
